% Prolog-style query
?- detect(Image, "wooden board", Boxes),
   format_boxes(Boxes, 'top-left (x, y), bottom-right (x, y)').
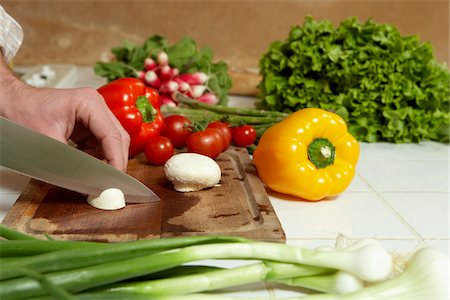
top-left (2, 147), bottom-right (285, 243)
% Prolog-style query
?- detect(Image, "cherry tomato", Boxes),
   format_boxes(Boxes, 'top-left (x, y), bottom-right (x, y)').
top-left (144, 136), bottom-right (174, 165)
top-left (186, 128), bottom-right (223, 159)
top-left (207, 121), bottom-right (232, 150)
top-left (161, 115), bottom-right (192, 148)
top-left (128, 122), bottom-right (159, 158)
top-left (112, 106), bottom-right (142, 136)
top-left (232, 125), bottom-right (257, 147)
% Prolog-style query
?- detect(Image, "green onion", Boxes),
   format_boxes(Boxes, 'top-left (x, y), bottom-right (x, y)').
top-left (0, 225), bottom-right (40, 240)
top-left (90, 261), bottom-right (331, 296)
top-left (275, 270), bottom-right (363, 294)
top-left (299, 247), bottom-right (450, 299)
top-left (99, 262), bottom-right (272, 296)
top-left (0, 241), bottom-right (390, 299)
top-left (0, 240), bottom-right (106, 257)
top-left (128, 265), bottom-right (222, 281)
top-left (0, 226), bottom-right (447, 300)
top-left (0, 235), bottom-right (248, 280)
top-left (14, 266), bottom-right (75, 300)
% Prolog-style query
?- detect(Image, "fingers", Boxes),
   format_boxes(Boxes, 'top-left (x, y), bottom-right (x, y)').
top-left (74, 88), bottom-right (130, 172)
top-left (1, 78), bottom-right (130, 171)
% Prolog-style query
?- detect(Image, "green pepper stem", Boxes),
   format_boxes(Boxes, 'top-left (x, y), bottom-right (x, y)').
top-left (308, 138), bottom-right (336, 169)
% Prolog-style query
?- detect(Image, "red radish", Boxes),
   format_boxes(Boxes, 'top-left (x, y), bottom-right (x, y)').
top-left (157, 51), bottom-right (169, 65)
top-left (160, 94), bottom-right (177, 107)
top-left (198, 93), bottom-right (219, 104)
top-left (137, 70), bottom-right (145, 81)
top-left (159, 65), bottom-right (173, 81)
top-left (144, 70), bottom-right (161, 89)
top-left (172, 68), bottom-right (180, 77)
top-left (144, 57), bottom-right (157, 70)
top-left (190, 85), bottom-right (207, 98)
top-left (177, 72), bottom-right (209, 85)
top-left (160, 80), bottom-right (179, 94)
top-left (173, 78), bottom-right (190, 92)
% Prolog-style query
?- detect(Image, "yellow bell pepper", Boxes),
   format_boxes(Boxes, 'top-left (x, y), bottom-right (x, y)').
top-left (253, 108), bottom-right (359, 201)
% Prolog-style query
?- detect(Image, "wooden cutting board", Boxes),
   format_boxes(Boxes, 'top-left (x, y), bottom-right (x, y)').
top-left (2, 147), bottom-right (285, 243)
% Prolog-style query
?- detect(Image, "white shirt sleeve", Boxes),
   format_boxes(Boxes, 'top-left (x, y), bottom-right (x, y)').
top-left (0, 5), bottom-right (23, 63)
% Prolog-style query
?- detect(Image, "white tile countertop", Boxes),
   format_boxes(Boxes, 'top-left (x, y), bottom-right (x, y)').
top-left (1, 66), bottom-right (449, 298)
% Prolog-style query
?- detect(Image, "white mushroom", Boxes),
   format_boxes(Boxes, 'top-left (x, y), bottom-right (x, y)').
top-left (164, 153), bottom-right (221, 192)
top-left (87, 188), bottom-right (126, 210)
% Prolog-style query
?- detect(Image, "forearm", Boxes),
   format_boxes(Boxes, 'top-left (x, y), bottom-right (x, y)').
top-left (0, 53), bottom-right (28, 118)
top-left (0, 6), bottom-right (129, 170)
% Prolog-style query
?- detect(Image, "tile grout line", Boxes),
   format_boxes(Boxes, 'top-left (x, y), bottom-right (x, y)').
top-left (359, 159), bottom-right (449, 162)
top-left (357, 171), bottom-right (427, 245)
top-left (374, 193), bottom-right (426, 244)
top-left (286, 236), bottom-right (450, 241)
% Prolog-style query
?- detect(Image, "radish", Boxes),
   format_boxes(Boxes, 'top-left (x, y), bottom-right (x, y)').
top-left (198, 92), bottom-right (219, 104)
top-left (160, 94), bottom-right (177, 107)
top-left (172, 68), bottom-right (180, 77)
top-left (159, 65), bottom-right (173, 81)
top-left (177, 72), bottom-right (209, 85)
top-left (157, 51), bottom-right (169, 66)
top-left (173, 78), bottom-right (190, 92)
top-left (137, 70), bottom-right (145, 81)
top-left (160, 80), bottom-right (179, 94)
top-left (144, 57), bottom-right (157, 70)
top-left (144, 70), bottom-right (161, 89)
top-left (190, 85), bottom-right (208, 98)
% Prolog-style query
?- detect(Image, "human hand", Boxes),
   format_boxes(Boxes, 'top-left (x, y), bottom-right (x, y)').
top-left (0, 63), bottom-right (130, 171)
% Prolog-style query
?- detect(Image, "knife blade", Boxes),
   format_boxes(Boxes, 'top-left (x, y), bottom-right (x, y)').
top-left (0, 117), bottom-right (160, 203)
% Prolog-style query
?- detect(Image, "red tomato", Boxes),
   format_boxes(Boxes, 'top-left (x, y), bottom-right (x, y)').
top-left (232, 125), bottom-right (257, 147)
top-left (186, 128), bottom-right (223, 159)
top-left (112, 106), bottom-right (142, 136)
top-left (207, 121), bottom-right (232, 150)
top-left (161, 115), bottom-right (192, 148)
top-left (144, 136), bottom-right (174, 165)
top-left (128, 122), bottom-right (159, 158)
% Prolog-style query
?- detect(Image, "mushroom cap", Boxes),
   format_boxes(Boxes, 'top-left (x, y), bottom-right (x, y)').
top-left (164, 153), bottom-right (221, 192)
top-left (87, 188), bottom-right (126, 210)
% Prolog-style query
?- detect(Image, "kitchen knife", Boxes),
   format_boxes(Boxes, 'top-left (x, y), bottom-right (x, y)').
top-left (0, 117), bottom-right (160, 203)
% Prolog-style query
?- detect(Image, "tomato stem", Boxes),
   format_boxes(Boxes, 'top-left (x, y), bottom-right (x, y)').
top-left (307, 138), bottom-right (335, 169)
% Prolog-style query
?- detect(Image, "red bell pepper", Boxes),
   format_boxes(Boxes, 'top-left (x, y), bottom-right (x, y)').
top-left (97, 77), bottom-right (164, 157)
top-left (145, 87), bottom-right (161, 110)
top-left (128, 122), bottom-right (160, 158)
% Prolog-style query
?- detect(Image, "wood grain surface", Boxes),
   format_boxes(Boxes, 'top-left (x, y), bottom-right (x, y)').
top-left (2, 147), bottom-right (285, 243)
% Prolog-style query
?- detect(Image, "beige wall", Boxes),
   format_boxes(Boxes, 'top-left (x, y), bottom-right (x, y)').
top-left (3, 0), bottom-right (449, 70)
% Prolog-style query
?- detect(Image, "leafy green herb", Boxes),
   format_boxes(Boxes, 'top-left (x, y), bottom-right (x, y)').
top-left (258, 17), bottom-right (450, 143)
top-left (94, 36), bottom-right (232, 105)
